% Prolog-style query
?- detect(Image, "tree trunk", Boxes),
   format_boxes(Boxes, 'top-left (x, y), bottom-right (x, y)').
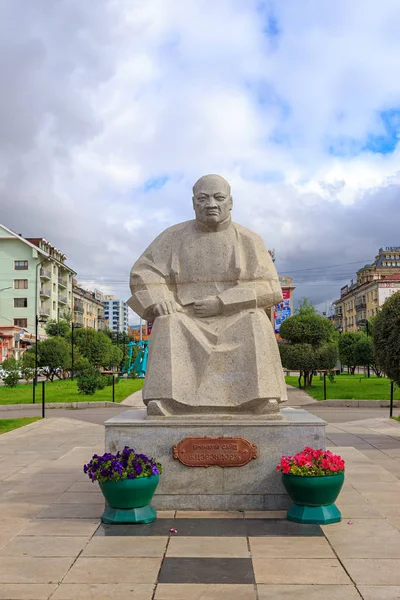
top-left (298, 372), bottom-right (303, 389)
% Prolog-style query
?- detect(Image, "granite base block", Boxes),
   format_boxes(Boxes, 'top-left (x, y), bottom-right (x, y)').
top-left (104, 408), bottom-right (326, 511)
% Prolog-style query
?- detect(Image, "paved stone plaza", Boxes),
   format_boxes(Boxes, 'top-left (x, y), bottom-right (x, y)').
top-left (1, 415), bottom-right (400, 598)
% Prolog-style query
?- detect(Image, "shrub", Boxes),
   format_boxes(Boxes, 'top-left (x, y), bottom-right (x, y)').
top-left (74, 358), bottom-right (98, 379)
top-left (77, 376), bottom-right (100, 395)
top-left (3, 372), bottom-right (20, 387)
top-left (102, 374), bottom-right (120, 386)
top-left (1, 357), bottom-right (20, 387)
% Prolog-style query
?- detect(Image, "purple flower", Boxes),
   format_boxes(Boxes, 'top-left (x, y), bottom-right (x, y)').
top-left (83, 447), bottom-right (162, 482)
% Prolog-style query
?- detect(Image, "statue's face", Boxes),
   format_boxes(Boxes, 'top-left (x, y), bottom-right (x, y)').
top-left (192, 178), bottom-right (233, 225)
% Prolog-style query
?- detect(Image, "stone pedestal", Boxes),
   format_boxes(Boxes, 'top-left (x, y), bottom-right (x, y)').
top-left (104, 408), bottom-right (326, 511)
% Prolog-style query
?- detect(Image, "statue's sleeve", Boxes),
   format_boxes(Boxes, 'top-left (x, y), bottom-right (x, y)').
top-left (217, 231), bottom-right (282, 313)
top-left (128, 232), bottom-right (175, 320)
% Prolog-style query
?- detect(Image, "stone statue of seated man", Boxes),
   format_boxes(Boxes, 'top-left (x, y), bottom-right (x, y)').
top-left (128, 174), bottom-right (287, 418)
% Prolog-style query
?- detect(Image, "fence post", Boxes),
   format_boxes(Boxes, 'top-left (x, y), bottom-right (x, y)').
top-left (390, 380), bottom-right (394, 418)
top-left (41, 380), bottom-right (45, 419)
top-left (323, 372), bottom-right (327, 401)
top-left (112, 375), bottom-right (115, 403)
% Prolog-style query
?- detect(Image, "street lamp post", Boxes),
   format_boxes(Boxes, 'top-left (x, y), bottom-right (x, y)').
top-left (366, 320), bottom-right (370, 378)
top-left (71, 322), bottom-right (82, 380)
top-left (33, 314), bottom-right (47, 404)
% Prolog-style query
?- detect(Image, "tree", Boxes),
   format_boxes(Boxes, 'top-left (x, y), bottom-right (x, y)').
top-left (279, 313), bottom-right (334, 347)
top-left (110, 345), bottom-right (124, 370)
top-left (34, 337), bottom-right (71, 381)
top-left (373, 292), bottom-right (400, 383)
top-left (295, 298), bottom-right (319, 316)
top-left (19, 351), bottom-right (35, 382)
top-left (45, 319), bottom-right (71, 338)
top-left (338, 332), bottom-right (359, 375)
top-left (73, 329), bottom-right (116, 368)
top-left (279, 308), bottom-right (337, 388)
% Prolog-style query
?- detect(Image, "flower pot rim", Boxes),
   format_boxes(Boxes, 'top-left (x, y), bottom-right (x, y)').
top-left (282, 472), bottom-right (345, 478)
top-left (100, 474), bottom-right (160, 485)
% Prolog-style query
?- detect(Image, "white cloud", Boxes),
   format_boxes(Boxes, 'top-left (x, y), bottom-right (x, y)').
top-left (1, 0), bottom-right (400, 316)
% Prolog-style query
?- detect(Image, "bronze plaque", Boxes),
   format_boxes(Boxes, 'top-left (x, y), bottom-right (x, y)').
top-left (173, 437), bottom-right (257, 467)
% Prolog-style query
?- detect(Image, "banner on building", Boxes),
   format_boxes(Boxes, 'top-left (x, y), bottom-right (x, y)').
top-left (274, 289), bottom-right (291, 334)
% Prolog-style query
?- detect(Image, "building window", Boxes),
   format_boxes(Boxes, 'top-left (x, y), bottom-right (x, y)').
top-left (53, 301), bottom-right (56, 310)
top-left (14, 279), bottom-right (28, 289)
top-left (14, 318), bottom-right (27, 328)
top-left (14, 298), bottom-right (27, 308)
top-left (14, 260), bottom-right (28, 270)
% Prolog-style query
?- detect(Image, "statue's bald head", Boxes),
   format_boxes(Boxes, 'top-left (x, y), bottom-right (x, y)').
top-left (192, 174), bottom-right (233, 227)
top-left (193, 174), bottom-right (231, 196)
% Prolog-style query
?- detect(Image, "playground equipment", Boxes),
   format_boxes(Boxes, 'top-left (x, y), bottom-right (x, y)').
top-left (122, 340), bottom-right (149, 378)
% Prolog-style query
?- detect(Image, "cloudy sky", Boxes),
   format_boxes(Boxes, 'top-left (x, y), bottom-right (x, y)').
top-left (1, 0), bottom-right (400, 320)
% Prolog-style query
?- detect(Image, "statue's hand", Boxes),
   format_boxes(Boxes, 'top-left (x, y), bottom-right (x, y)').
top-left (194, 296), bottom-right (222, 318)
top-left (153, 301), bottom-right (183, 317)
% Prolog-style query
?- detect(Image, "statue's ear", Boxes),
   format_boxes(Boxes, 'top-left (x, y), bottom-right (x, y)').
top-left (192, 196), bottom-right (196, 210)
top-left (229, 195), bottom-right (233, 210)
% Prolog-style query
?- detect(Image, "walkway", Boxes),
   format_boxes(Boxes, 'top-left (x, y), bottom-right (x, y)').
top-left (1, 416), bottom-right (400, 597)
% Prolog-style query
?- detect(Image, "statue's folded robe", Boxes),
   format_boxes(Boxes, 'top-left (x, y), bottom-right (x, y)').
top-left (129, 219), bottom-right (287, 410)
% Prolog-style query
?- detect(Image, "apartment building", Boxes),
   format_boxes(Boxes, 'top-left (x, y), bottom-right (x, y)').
top-left (103, 296), bottom-right (129, 333)
top-left (334, 247), bottom-right (400, 331)
top-left (0, 223), bottom-right (75, 342)
top-left (73, 282), bottom-right (105, 330)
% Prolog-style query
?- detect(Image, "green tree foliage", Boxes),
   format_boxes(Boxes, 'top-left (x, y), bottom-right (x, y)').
top-left (73, 329), bottom-right (117, 368)
top-left (373, 293), bottom-right (400, 384)
top-left (110, 345), bottom-right (123, 369)
top-left (34, 337), bottom-right (71, 381)
top-left (279, 314), bottom-right (334, 347)
top-left (19, 351), bottom-right (35, 382)
top-left (45, 319), bottom-right (71, 338)
top-left (295, 297), bottom-right (319, 316)
top-left (338, 331), bottom-right (380, 376)
top-left (1, 357), bottom-right (20, 387)
top-left (338, 331), bottom-right (359, 374)
top-left (279, 307), bottom-right (337, 388)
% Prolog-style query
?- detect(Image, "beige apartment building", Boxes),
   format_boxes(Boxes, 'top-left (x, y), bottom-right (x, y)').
top-left (73, 282), bottom-right (105, 330)
top-left (334, 247), bottom-right (400, 331)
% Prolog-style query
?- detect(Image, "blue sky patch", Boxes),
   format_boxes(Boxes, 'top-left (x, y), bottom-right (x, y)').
top-left (143, 176), bottom-right (169, 192)
top-left (363, 109), bottom-right (400, 154)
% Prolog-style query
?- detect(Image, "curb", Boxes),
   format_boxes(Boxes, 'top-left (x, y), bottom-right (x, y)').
top-left (0, 401), bottom-right (120, 411)
top-left (316, 400), bottom-right (400, 408)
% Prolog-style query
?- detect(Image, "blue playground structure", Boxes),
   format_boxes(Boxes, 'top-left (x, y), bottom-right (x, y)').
top-left (122, 341), bottom-right (149, 378)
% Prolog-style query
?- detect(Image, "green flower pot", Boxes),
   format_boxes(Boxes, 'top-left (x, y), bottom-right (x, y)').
top-left (282, 472), bottom-right (344, 525)
top-left (99, 475), bottom-right (160, 524)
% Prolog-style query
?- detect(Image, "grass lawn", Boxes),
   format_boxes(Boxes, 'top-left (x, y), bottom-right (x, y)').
top-left (285, 374), bottom-right (400, 401)
top-left (0, 417), bottom-right (42, 434)
top-left (0, 378), bottom-right (144, 405)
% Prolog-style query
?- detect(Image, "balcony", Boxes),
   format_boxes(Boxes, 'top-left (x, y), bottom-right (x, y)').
top-left (40, 288), bottom-right (51, 298)
top-left (58, 277), bottom-right (67, 288)
top-left (40, 268), bottom-right (51, 279)
top-left (74, 300), bottom-right (84, 314)
top-left (39, 306), bottom-right (50, 316)
top-left (74, 314), bottom-right (84, 326)
top-left (356, 302), bottom-right (367, 311)
top-left (58, 294), bottom-right (67, 304)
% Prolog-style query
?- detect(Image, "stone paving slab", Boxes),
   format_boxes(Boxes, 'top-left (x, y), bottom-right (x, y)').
top-left (1, 417), bottom-right (400, 598)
